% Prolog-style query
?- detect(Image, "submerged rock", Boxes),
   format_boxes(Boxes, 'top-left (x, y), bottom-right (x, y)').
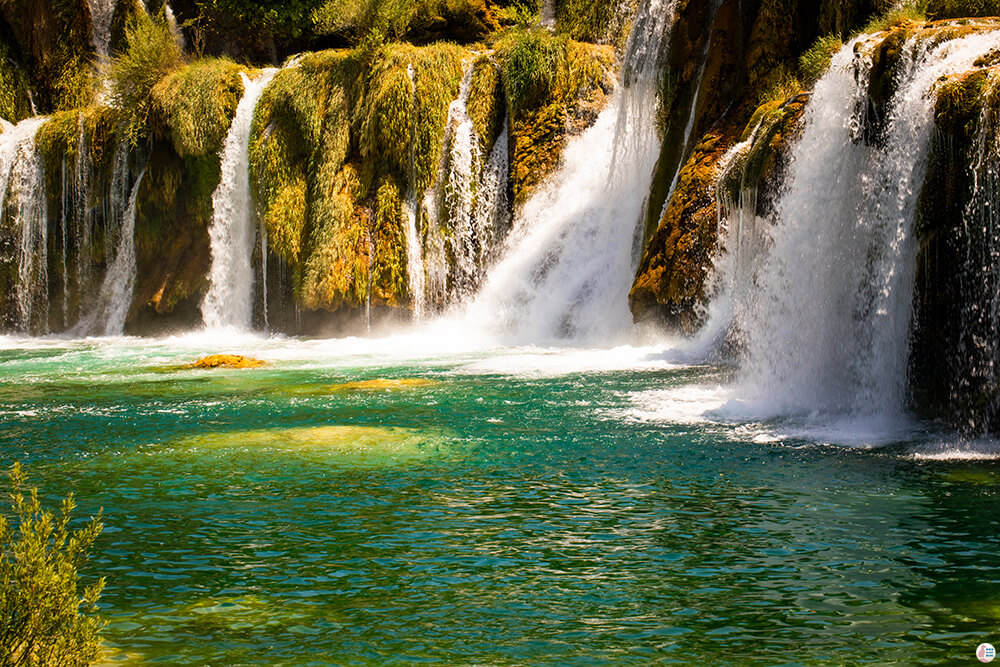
top-left (189, 354), bottom-right (267, 369)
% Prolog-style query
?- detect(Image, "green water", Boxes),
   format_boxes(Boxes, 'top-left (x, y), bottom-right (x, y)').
top-left (1, 334), bottom-right (999, 665)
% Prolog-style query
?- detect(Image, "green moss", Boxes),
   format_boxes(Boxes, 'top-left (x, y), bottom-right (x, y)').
top-left (497, 28), bottom-right (565, 115)
top-left (502, 36), bottom-right (613, 202)
top-left (301, 165), bottom-right (368, 311)
top-left (0, 38), bottom-right (32, 123)
top-left (371, 176), bottom-right (409, 306)
top-left (935, 68), bottom-right (991, 139)
top-left (467, 55), bottom-right (505, 149)
top-left (151, 58), bottom-right (248, 158)
top-left (755, 63), bottom-right (802, 106)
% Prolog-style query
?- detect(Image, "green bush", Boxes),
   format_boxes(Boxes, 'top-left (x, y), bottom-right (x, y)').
top-left (0, 463), bottom-right (105, 666)
top-left (110, 11), bottom-right (185, 145)
top-left (497, 28), bottom-right (566, 114)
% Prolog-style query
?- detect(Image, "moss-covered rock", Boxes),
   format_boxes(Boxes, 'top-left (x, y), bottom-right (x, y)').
top-left (151, 58), bottom-right (248, 158)
top-left (497, 29), bottom-right (613, 203)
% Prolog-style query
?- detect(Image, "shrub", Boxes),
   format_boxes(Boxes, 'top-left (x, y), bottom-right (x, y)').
top-left (110, 11), bottom-right (185, 145)
top-left (0, 463), bottom-right (105, 666)
top-left (497, 28), bottom-right (566, 114)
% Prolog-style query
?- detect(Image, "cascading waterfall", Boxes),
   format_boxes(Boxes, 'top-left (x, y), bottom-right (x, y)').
top-left (463, 0), bottom-right (679, 343)
top-left (0, 117), bottom-right (49, 333)
top-left (731, 31), bottom-right (1000, 419)
top-left (403, 64), bottom-right (427, 320)
top-left (164, 1), bottom-right (186, 51)
top-left (662, 0), bottom-right (722, 209)
top-left (202, 68), bottom-right (278, 331)
top-left (72, 144), bottom-right (143, 336)
top-left (86, 0), bottom-right (117, 63)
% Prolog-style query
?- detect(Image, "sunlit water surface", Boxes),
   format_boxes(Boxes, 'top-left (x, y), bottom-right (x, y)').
top-left (1, 331), bottom-right (999, 665)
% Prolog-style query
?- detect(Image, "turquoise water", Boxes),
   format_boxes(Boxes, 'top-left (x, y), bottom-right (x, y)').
top-left (1, 333), bottom-right (999, 665)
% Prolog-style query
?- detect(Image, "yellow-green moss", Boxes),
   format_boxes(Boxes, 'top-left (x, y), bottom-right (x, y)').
top-left (110, 11), bottom-right (185, 145)
top-left (370, 176), bottom-right (409, 306)
top-left (555, 0), bottom-right (634, 45)
top-left (301, 165), bottom-right (368, 311)
top-left (151, 58), bottom-right (248, 158)
top-left (0, 38), bottom-right (32, 123)
top-left (467, 54), bottom-right (505, 148)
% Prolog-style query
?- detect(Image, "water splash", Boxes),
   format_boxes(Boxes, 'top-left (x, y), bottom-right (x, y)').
top-left (734, 31), bottom-right (1000, 419)
top-left (202, 68), bottom-right (278, 331)
top-left (463, 0), bottom-right (679, 344)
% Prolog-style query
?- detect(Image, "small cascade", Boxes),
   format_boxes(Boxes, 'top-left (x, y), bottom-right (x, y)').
top-left (202, 68), bottom-right (279, 331)
top-left (733, 31), bottom-right (1000, 418)
top-left (73, 145), bottom-right (142, 336)
top-left (936, 68), bottom-right (1000, 428)
top-left (164, 1), bottom-right (186, 51)
top-left (86, 0), bottom-right (118, 63)
top-left (662, 0), bottom-right (721, 215)
top-left (464, 0), bottom-right (679, 343)
top-left (407, 62), bottom-right (511, 316)
top-left (403, 63), bottom-right (427, 319)
top-left (0, 117), bottom-right (49, 333)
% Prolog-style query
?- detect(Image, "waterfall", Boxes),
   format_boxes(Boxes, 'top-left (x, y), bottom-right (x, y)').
top-left (86, 0), bottom-right (117, 62)
top-left (164, 1), bottom-right (186, 51)
top-left (0, 117), bottom-right (49, 333)
top-left (464, 0), bottom-right (679, 343)
top-left (202, 68), bottom-right (278, 331)
top-left (73, 144), bottom-right (143, 337)
top-left (404, 64), bottom-right (427, 319)
top-left (732, 31), bottom-right (1000, 419)
top-left (662, 0), bottom-right (722, 210)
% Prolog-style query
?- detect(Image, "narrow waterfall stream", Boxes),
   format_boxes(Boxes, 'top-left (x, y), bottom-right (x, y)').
top-left (86, 0), bottom-right (118, 63)
top-left (202, 68), bottom-right (279, 331)
top-left (463, 0), bottom-right (679, 344)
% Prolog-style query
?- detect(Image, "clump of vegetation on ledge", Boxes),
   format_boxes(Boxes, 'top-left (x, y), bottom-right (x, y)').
top-left (0, 463), bottom-right (105, 666)
top-left (151, 58), bottom-right (250, 158)
top-left (110, 10), bottom-right (185, 145)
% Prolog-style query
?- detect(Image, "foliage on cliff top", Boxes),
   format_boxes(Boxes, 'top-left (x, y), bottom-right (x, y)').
top-left (111, 11), bottom-right (185, 145)
top-left (0, 463), bottom-right (105, 666)
top-left (927, 0), bottom-right (1000, 18)
top-left (151, 58), bottom-right (249, 158)
top-left (555, 0), bottom-right (635, 45)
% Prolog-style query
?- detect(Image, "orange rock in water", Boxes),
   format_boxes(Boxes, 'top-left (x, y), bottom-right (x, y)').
top-left (189, 354), bottom-right (267, 369)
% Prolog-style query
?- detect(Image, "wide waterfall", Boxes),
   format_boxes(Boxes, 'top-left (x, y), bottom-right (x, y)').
top-left (202, 69), bottom-right (279, 331)
top-left (463, 0), bottom-right (679, 344)
top-left (725, 31), bottom-right (1000, 420)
